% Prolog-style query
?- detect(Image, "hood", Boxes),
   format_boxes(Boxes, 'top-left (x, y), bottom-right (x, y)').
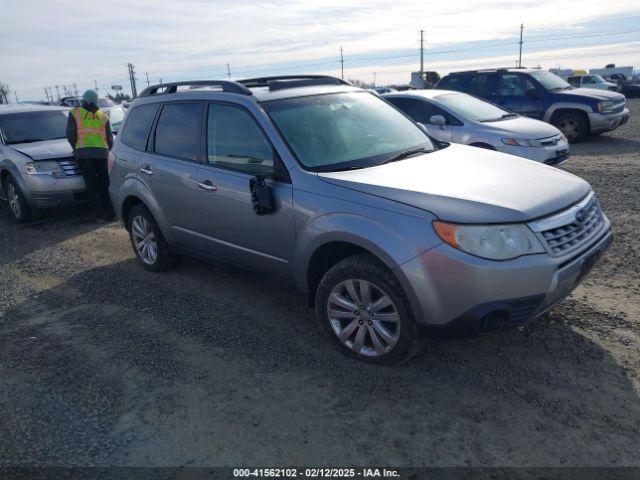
top-left (556, 87), bottom-right (624, 102)
top-left (479, 115), bottom-right (561, 139)
top-left (319, 144), bottom-right (590, 223)
top-left (9, 138), bottom-right (73, 160)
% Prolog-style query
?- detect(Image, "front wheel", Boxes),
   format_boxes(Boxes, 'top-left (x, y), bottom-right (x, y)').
top-left (315, 254), bottom-right (420, 365)
top-left (4, 176), bottom-right (31, 223)
top-left (552, 112), bottom-right (588, 143)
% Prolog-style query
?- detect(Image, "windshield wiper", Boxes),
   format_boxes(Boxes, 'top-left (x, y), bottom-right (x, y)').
top-left (378, 146), bottom-right (430, 165)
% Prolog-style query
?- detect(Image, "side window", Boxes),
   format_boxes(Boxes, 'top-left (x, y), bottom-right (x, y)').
top-left (206, 104), bottom-right (274, 175)
top-left (583, 76), bottom-right (595, 84)
top-left (438, 74), bottom-right (473, 92)
top-left (499, 74), bottom-right (538, 97)
top-left (388, 97), bottom-right (462, 126)
top-left (154, 103), bottom-right (202, 161)
top-left (568, 77), bottom-right (580, 87)
top-left (120, 103), bottom-right (159, 151)
top-left (473, 73), bottom-right (497, 97)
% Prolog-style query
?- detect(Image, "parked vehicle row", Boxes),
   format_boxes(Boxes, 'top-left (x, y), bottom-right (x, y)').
top-left (102, 76), bottom-right (612, 364)
top-left (437, 68), bottom-right (629, 143)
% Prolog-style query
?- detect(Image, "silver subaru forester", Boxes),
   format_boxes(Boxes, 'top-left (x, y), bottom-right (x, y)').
top-left (108, 76), bottom-right (612, 364)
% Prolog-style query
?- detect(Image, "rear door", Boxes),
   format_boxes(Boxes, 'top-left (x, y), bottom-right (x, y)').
top-left (138, 101), bottom-right (204, 247)
top-left (497, 72), bottom-right (545, 119)
top-left (196, 102), bottom-right (294, 279)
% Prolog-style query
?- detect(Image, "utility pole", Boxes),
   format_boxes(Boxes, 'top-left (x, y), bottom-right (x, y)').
top-left (159, 78), bottom-right (163, 85)
top-left (14, 92), bottom-right (19, 104)
top-left (93, 80), bottom-right (99, 93)
top-left (73, 83), bottom-right (78, 97)
top-left (54, 85), bottom-right (61, 101)
top-left (420, 29), bottom-right (425, 74)
top-left (340, 46), bottom-right (344, 80)
top-left (127, 63), bottom-right (138, 99)
top-left (145, 72), bottom-right (150, 87)
top-left (373, 72), bottom-right (377, 87)
top-left (226, 63), bottom-right (231, 78)
top-left (518, 23), bottom-right (524, 68)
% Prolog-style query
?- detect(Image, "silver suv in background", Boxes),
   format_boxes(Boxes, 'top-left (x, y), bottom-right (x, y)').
top-left (109, 76), bottom-right (612, 364)
top-left (385, 90), bottom-right (569, 166)
top-left (0, 105), bottom-right (87, 222)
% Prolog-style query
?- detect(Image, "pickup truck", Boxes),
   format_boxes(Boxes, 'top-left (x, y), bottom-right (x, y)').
top-left (437, 68), bottom-right (629, 143)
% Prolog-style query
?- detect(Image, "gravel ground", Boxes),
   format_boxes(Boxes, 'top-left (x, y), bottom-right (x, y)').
top-left (0, 100), bottom-right (639, 468)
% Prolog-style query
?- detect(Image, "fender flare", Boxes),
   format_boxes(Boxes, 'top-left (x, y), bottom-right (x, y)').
top-left (543, 102), bottom-right (593, 123)
top-left (0, 159), bottom-right (32, 204)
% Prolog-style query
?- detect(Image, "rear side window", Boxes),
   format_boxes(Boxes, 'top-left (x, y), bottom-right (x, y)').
top-left (206, 104), bottom-right (274, 175)
top-left (437, 74), bottom-right (474, 92)
top-left (472, 73), bottom-right (497, 97)
top-left (120, 103), bottom-right (159, 151)
top-left (154, 103), bottom-right (202, 161)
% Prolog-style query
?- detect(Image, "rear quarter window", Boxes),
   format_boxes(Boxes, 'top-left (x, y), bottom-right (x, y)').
top-left (120, 103), bottom-right (159, 151)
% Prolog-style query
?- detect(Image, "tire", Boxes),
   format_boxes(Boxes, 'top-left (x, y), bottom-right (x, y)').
top-left (127, 204), bottom-right (179, 272)
top-left (3, 176), bottom-right (31, 223)
top-left (315, 253), bottom-right (421, 365)
top-left (552, 112), bottom-right (588, 143)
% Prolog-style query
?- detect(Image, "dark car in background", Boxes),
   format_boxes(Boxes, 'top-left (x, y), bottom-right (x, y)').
top-left (437, 69), bottom-right (629, 142)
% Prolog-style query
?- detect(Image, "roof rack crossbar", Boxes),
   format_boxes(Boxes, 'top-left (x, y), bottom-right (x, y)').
top-left (138, 80), bottom-right (252, 98)
top-left (238, 75), bottom-right (351, 89)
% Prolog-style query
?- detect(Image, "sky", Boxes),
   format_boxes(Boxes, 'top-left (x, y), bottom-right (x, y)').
top-left (1, 0), bottom-right (640, 101)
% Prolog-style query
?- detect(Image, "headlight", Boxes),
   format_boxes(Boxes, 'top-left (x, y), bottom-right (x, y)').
top-left (597, 101), bottom-right (614, 113)
top-left (25, 161), bottom-right (65, 177)
top-left (433, 221), bottom-right (545, 260)
top-left (501, 138), bottom-right (542, 147)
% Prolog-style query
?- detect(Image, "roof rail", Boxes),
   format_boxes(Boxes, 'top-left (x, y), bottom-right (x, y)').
top-left (238, 75), bottom-right (351, 90)
top-left (138, 80), bottom-right (252, 98)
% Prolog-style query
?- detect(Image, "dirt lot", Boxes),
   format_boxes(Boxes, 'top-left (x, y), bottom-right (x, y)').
top-left (1, 100), bottom-right (639, 468)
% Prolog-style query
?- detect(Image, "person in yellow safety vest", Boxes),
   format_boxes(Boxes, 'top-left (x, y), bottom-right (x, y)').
top-left (66, 89), bottom-right (114, 222)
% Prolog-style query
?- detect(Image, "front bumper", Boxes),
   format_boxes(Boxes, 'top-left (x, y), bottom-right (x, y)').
top-left (22, 174), bottom-right (88, 208)
top-left (589, 108), bottom-right (630, 134)
top-left (396, 222), bottom-right (612, 332)
top-left (497, 139), bottom-right (570, 167)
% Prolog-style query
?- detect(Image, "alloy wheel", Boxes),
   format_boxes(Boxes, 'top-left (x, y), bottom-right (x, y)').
top-left (6, 182), bottom-right (22, 219)
top-left (326, 279), bottom-right (401, 357)
top-left (131, 215), bottom-right (158, 265)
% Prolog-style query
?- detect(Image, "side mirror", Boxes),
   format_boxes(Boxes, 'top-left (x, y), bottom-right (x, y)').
top-left (250, 175), bottom-right (275, 215)
top-left (429, 115), bottom-right (446, 127)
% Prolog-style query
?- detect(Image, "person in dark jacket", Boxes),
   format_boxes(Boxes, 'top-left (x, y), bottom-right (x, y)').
top-left (66, 89), bottom-right (114, 221)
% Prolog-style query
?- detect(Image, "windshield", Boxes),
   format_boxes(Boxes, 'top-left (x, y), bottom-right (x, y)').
top-left (109, 106), bottom-right (126, 131)
top-left (98, 98), bottom-right (115, 108)
top-left (434, 92), bottom-right (511, 122)
top-left (263, 92), bottom-right (433, 171)
top-left (589, 75), bottom-right (606, 83)
top-left (0, 110), bottom-right (68, 145)
top-left (529, 71), bottom-right (571, 90)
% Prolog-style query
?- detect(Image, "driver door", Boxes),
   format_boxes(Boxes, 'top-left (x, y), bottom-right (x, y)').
top-left (196, 102), bottom-right (295, 279)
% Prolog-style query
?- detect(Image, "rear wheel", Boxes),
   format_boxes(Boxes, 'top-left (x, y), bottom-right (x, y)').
top-left (4, 176), bottom-right (31, 223)
top-left (315, 253), bottom-right (420, 365)
top-left (127, 204), bottom-right (179, 272)
top-left (552, 112), bottom-right (588, 143)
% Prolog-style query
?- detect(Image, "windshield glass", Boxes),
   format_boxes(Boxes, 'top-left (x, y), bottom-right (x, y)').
top-left (0, 110), bottom-right (68, 145)
top-left (98, 98), bottom-right (115, 108)
top-left (434, 92), bottom-right (510, 122)
top-left (529, 71), bottom-right (571, 90)
top-left (109, 106), bottom-right (126, 131)
top-left (264, 92), bottom-right (433, 171)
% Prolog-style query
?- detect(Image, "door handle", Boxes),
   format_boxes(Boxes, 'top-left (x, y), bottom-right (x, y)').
top-left (140, 166), bottom-right (154, 175)
top-left (198, 181), bottom-right (217, 191)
